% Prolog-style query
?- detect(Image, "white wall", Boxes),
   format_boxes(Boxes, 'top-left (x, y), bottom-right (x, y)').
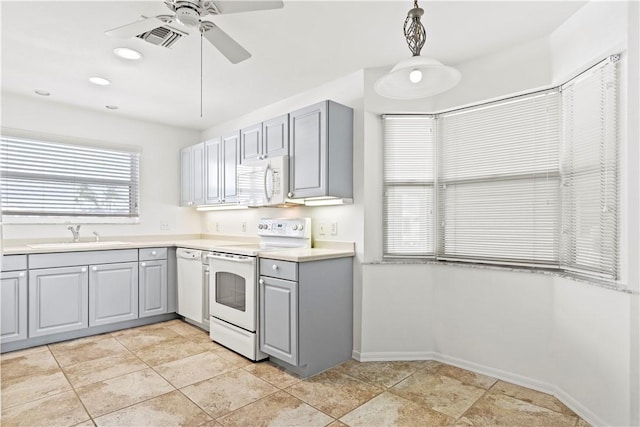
top-left (1, 93), bottom-right (202, 240)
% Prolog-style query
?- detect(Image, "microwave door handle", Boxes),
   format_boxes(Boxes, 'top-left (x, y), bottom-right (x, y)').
top-left (264, 165), bottom-right (273, 202)
top-left (206, 254), bottom-right (255, 264)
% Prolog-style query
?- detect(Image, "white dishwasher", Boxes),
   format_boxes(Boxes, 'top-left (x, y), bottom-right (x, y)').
top-left (176, 248), bottom-right (204, 325)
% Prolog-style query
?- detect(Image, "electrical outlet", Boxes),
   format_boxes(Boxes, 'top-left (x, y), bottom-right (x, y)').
top-left (241, 222), bottom-right (247, 233)
top-left (160, 221), bottom-right (169, 230)
top-left (318, 222), bottom-right (327, 236)
top-left (330, 221), bottom-right (338, 236)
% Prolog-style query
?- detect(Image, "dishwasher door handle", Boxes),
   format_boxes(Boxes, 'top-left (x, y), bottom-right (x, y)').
top-left (206, 254), bottom-right (254, 264)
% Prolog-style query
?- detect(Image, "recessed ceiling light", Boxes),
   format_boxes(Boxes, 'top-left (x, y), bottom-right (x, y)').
top-left (113, 47), bottom-right (143, 60)
top-left (105, 105), bottom-right (119, 110)
top-left (34, 90), bottom-right (50, 96)
top-left (89, 76), bottom-right (111, 86)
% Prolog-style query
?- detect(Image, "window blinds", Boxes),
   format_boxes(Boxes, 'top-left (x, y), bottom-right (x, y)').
top-left (438, 91), bottom-right (561, 265)
top-left (383, 116), bottom-right (435, 256)
top-left (1, 136), bottom-right (140, 217)
top-left (561, 58), bottom-right (618, 279)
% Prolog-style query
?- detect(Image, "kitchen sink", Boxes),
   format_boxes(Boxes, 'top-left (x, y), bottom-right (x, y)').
top-left (28, 241), bottom-right (130, 249)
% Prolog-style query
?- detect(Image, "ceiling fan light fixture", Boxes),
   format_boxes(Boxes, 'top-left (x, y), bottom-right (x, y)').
top-left (175, 7), bottom-right (200, 27)
top-left (114, 47), bottom-right (143, 60)
top-left (375, 0), bottom-right (460, 100)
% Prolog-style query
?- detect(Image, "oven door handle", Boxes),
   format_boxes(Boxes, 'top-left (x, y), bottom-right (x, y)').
top-left (206, 254), bottom-right (255, 264)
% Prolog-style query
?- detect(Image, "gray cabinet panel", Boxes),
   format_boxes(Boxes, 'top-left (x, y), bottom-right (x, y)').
top-left (191, 142), bottom-right (206, 205)
top-left (2, 255), bottom-right (27, 272)
top-left (167, 248), bottom-right (178, 313)
top-left (263, 114), bottom-right (289, 159)
top-left (29, 250), bottom-right (138, 269)
top-left (240, 123), bottom-right (262, 164)
top-left (140, 260), bottom-right (168, 318)
top-left (289, 102), bottom-right (326, 198)
top-left (222, 131), bottom-right (239, 203)
top-left (204, 138), bottom-right (222, 204)
top-left (259, 276), bottom-right (297, 366)
top-left (29, 267), bottom-right (88, 337)
top-left (180, 147), bottom-right (191, 207)
top-left (89, 262), bottom-right (138, 327)
top-left (1, 271), bottom-right (27, 343)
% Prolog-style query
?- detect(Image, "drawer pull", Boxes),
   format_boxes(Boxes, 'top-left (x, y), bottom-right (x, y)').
top-left (81, 267), bottom-right (87, 273)
top-left (272, 264), bottom-right (278, 271)
top-left (259, 279), bottom-right (264, 285)
top-left (92, 266), bottom-right (98, 271)
top-left (151, 251), bottom-right (157, 256)
top-left (19, 272), bottom-right (25, 277)
top-left (141, 262), bottom-right (146, 267)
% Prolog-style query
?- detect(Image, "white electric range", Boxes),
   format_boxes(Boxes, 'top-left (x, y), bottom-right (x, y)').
top-left (207, 218), bottom-right (311, 360)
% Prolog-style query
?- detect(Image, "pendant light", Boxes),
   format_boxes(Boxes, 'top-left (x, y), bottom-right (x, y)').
top-left (375, 0), bottom-right (461, 100)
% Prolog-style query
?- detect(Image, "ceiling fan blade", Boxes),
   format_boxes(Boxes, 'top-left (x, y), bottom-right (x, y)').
top-left (211, 1), bottom-right (283, 15)
top-left (201, 23), bottom-right (251, 64)
top-left (105, 16), bottom-right (169, 38)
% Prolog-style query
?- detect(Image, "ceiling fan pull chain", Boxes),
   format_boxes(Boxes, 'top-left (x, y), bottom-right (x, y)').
top-left (200, 31), bottom-right (203, 118)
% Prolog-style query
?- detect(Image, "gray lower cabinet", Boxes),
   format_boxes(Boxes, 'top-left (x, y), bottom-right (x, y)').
top-left (1, 270), bottom-right (28, 343)
top-left (139, 259), bottom-right (168, 317)
top-left (259, 276), bottom-right (298, 365)
top-left (89, 262), bottom-right (139, 327)
top-left (29, 266), bottom-right (89, 338)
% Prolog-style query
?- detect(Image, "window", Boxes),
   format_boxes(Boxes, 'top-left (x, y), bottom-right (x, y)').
top-left (383, 116), bottom-right (435, 257)
top-left (382, 56), bottom-right (619, 281)
top-left (1, 136), bottom-right (140, 218)
top-left (561, 59), bottom-right (618, 279)
top-left (438, 91), bottom-right (561, 266)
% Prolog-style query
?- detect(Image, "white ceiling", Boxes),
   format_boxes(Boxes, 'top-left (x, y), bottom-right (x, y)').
top-left (1, 0), bottom-right (585, 131)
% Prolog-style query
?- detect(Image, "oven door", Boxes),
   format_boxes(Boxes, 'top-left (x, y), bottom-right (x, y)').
top-left (208, 253), bottom-right (257, 332)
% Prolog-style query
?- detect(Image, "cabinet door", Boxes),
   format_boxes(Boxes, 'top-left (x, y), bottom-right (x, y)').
top-left (29, 267), bottom-right (88, 337)
top-left (204, 138), bottom-right (222, 204)
top-left (180, 147), bottom-right (192, 206)
top-left (263, 114), bottom-right (289, 159)
top-left (259, 276), bottom-right (297, 366)
top-left (289, 102), bottom-right (327, 198)
top-left (240, 123), bottom-right (262, 164)
top-left (89, 262), bottom-right (138, 327)
top-left (139, 260), bottom-right (168, 318)
top-left (191, 142), bottom-right (206, 205)
top-left (1, 271), bottom-right (27, 343)
top-left (222, 131), bottom-right (240, 203)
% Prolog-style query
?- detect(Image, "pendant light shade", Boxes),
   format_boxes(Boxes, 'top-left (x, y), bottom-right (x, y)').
top-left (375, 0), bottom-right (460, 100)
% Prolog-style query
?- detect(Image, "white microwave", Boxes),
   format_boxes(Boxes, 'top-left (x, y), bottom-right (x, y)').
top-left (237, 156), bottom-right (289, 207)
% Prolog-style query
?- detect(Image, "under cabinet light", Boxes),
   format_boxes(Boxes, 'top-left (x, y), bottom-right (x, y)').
top-left (304, 198), bottom-right (353, 206)
top-left (196, 205), bottom-right (250, 211)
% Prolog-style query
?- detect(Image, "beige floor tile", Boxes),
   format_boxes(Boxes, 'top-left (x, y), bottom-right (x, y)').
top-left (63, 352), bottom-right (147, 388)
top-left (576, 418), bottom-right (592, 427)
top-left (340, 391), bottom-right (454, 426)
top-left (218, 390), bottom-right (333, 427)
top-left (490, 381), bottom-right (575, 416)
top-left (1, 348), bottom-right (59, 381)
top-left (93, 390), bottom-right (212, 427)
top-left (48, 333), bottom-right (111, 352)
top-left (389, 369), bottom-right (486, 419)
top-left (112, 326), bottom-right (182, 351)
top-left (76, 368), bottom-right (174, 417)
top-left (424, 362), bottom-right (497, 389)
top-left (327, 421), bottom-right (349, 427)
top-left (460, 392), bottom-right (577, 426)
top-left (1, 369), bottom-right (72, 408)
top-left (212, 347), bottom-right (253, 367)
top-left (186, 333), bottom-right (226, 350)
top-left (155, 351), bottom-right (237, 388)
top-left (73, 420), bottom-right (97, 427)
top-left (332, 359), bottom-right (421, 388)
top-left (50, 336), bottom-right (130, 368)
top-left (286, 369), bottom-right (383, 419)
top-left (0, 345), bottom-right (49, 362)
top-left (1, 390), bottom-right (90, 427)
top-left (181, 369), bottom-right (278, 418)
top-left (243, 361), bottom-right (301, 389)
top-left (131, 335), bottom-right (208, 366)
top-left (164, 320), bottom-right (207, 337)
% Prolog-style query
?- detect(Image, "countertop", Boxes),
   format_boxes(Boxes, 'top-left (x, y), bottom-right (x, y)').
top-left (2, 236), bottom-right (355, 262)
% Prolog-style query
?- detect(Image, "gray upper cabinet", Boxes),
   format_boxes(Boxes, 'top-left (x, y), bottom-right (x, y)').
top-left (204, 138), bottom-right (222, 204)
top-left (222, 131), bottom-right (240, 203)
top-left (240, 115), bottom-right (289, 165)
top-left (180, 142), bottom-right (205, 207)
top-left (289, 101), bottom-right (353, 199)
top-left (89, 262), bottom-right (139, 327)
top-left (29, 266), bottom-right (89, 338)
top-left (139, 259), bottom-right (168, 318)
top-left (1, 270), bottom-right (28, 343)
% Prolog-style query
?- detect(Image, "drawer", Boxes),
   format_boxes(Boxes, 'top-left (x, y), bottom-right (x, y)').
top-left (139, 248), bottom-right (168, 261)
top-left (2, 255), bottom-right (27, 272)
top-left (29, 249), bottom-right (138, 269)
top-left (260, 258), bottom-right (297, 281)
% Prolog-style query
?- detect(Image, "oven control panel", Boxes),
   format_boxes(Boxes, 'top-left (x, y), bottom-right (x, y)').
top-left (257, 218), bottom-right (311, 239)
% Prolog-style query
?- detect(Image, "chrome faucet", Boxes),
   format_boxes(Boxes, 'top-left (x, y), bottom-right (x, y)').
top-left (67, 225), bottom-right (81, 242)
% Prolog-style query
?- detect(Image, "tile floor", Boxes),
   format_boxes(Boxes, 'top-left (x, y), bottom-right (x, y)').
top-left (1, 319), bottom-right (589, 426)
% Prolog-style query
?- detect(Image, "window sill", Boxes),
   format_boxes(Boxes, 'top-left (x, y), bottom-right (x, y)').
top-left (2, 215), bottom-right (140, 225)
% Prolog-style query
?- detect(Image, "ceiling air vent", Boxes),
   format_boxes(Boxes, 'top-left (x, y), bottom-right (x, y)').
top-left (137, 26), bottom-right (183, 48)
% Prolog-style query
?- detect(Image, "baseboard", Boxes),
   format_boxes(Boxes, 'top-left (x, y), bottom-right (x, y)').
top-left (354, 349), bottom-right (606, 426)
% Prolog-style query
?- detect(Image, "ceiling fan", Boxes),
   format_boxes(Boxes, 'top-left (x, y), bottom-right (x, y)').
top-left (105, 0), bottom-right (284, 64)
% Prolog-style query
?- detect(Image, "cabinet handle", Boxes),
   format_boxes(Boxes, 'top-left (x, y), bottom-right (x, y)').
top-left (259, 279), bottom-right (264, 285)
top-left (272, 264), bottom-right (278, 271)
top-left (81, 267), bottom-right (87, 273)
top-left (151, 251), bottom-right (157, 256)
top-left (141, 262), bottom-right (146, 267)
top-left (92, 266), bottom-right (98, 271)
top-left (287, 192), bottom-right (293, 198)
top-left (19, 272), bottom-right (25, 277)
